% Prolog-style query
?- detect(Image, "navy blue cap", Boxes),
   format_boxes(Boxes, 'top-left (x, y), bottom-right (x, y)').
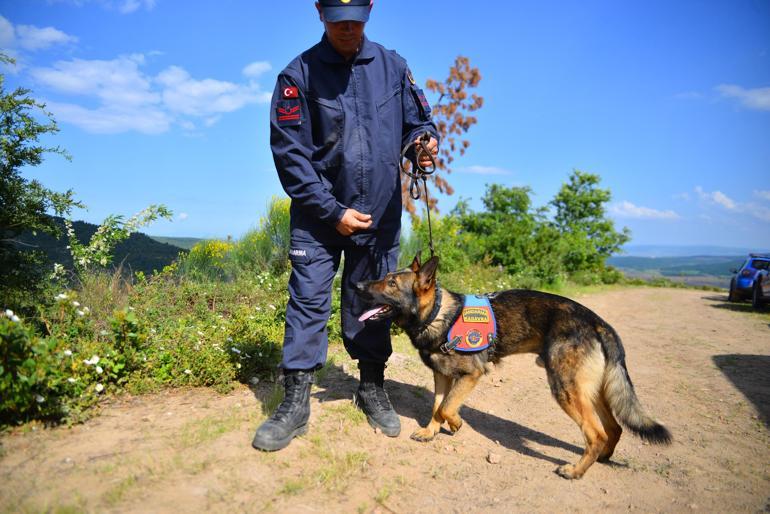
top-left (319, 0), bottom-right (372, 23)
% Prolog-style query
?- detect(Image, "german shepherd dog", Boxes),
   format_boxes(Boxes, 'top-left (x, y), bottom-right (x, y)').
top-left (356, 253), bottom-right (672, 479)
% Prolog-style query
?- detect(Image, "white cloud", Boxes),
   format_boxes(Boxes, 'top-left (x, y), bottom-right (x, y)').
top-left (157, 65), bottom-right (267, 116)
top-left (50, 0), bottom-right (157, 14)
top-left (745, 204), bottom-right (770, 222)
top-left (32, 54), bottom-right (158, 106)
top-left (176, 212), bottom-right (188, 221)
top-left (695, 186), bottom-right (736, 209)
top-left (30, 54), bottom-right (272, 134)
top-left (45, 100), bottom-right (171, 134)
top-left (610, 201), bottom-right (679, 220)
top-left (118, 0), bottom-right (156, 13)
top-left (16, 24), bottom-right (78, 51)
top-left (242, 61), bottom-right (272, 78)
top-left (673, 192), bottom-right (690, 201)
top-left (716, 84), bottom-right (770, 112)
top-left (0, 16), bottom-right (14, 48)
top-left (0, 16), bottom-right (77, 52)
top-left (695, 186), bottom-right (770, 222)
top-left (460, 165), bottom-right (512, 175)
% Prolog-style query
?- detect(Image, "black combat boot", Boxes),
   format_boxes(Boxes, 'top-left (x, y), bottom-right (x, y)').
top-left (355, 361), bottom-right (401, 437)
top-left (252, 370), bottom-right (314, 451)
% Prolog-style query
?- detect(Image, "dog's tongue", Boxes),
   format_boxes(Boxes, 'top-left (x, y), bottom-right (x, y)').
top-left (358, 305), bottom-right (386, 322)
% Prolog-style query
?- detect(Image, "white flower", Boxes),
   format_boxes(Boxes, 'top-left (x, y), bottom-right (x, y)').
top-left (67, 377), bottom-right (77, 383)
top-left (71, 301), bottom-right (80, 307)
top-left (96, 366), bottom-right (103, 374)
top-left (268, 304), bottom-right (276, 310)
top-left (230, 347), bottom-right (241, 354)
top-left (83, 355), bottom-right (100, 366)
top-left (11, 315), bottom-right (20, 323)
top-left (150, 328), bottom-right (156, 334)
top-left (55, 293), bottom-right (68, 301)
top-left (184, 369), bottom-right (192, 375)
top-left (4, 309), bottom-right (13, 318)
top-left (128, 306), bottom-right (134, 311)
top-left (236, 363), bottom-right (241, 369)
top-left (197, 331), bottom-right (204, 336)
top-left (63, 349), bottom-right (73, 356)
top-left (35, 394), bottom-right (45, 403)
top-left (95, 383), bottom-right (104, 393)
top-left (83, 307), bottom-right (90, 314)
top-left (99, 330), bottom-right (108, 336)
top-left (76, 310), bottom-right (85, 317)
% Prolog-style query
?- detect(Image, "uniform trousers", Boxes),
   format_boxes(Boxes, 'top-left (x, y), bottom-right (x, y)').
top-left (281, 238), bottom-right (399, 371)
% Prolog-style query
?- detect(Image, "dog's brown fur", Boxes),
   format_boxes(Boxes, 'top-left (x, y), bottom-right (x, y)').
top-left (356, 253), bottom-right (672, 479)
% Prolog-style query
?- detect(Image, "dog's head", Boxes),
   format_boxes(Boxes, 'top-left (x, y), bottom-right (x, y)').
top-left (355, 252), bottom-right (440, 326)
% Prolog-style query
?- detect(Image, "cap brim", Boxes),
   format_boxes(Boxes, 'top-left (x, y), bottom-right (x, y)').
top-left (322, 6), bottom-right (370, 22)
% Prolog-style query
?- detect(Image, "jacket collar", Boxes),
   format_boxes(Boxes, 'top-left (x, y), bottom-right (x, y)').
top-left (318, 33), bottom-right (375, 64)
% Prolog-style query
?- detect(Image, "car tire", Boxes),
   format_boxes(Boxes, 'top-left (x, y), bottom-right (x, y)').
top-left (728, 278), bottom-right (739, 302)
top-left (752, 281), bottom-right (764, 310)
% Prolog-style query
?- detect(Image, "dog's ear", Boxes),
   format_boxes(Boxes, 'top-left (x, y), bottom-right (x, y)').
top-left (417, 255), bottom-right (439, 289)
top-left (410, 251), bottom-right (422, 272)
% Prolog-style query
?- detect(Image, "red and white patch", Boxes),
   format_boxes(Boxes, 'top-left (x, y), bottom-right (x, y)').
top-left (282, 86), bottom-right (299, 99)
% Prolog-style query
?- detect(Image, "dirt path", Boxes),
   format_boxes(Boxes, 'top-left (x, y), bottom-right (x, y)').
top-left (2, 288), bottom-right (769, 513)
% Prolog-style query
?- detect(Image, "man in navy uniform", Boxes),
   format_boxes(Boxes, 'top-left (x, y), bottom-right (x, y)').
top-left (252, 0), bottom-right (438, 451)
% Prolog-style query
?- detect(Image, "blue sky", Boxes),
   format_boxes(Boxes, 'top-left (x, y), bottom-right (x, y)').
top-left (1, 0), bottom-right (769, 249)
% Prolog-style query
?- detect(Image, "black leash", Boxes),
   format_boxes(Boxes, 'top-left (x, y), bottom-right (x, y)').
top-left (400, 132), bottom-right (437, 257)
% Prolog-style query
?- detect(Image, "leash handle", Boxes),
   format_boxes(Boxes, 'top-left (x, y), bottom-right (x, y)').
top-left (400, 131), bottom-right (437, 257)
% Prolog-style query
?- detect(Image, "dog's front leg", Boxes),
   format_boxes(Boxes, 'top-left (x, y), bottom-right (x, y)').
top-left (411, 371), bottom-right (452, 442)
top-left (438, 371), bottom-right (482, 434)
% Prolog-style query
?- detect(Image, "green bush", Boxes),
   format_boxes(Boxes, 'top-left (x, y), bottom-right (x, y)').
top-left (232, 197), bottom-right (291, 275)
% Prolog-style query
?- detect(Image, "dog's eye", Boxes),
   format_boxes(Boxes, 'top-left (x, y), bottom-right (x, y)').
top-left (388, 279), bottom-right (397, 288)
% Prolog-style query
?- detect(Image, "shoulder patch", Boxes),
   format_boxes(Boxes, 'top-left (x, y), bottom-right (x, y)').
top-left (282, 86), bottom-right (299, 99)
top-left (276, 99), bottom-right (301, 126)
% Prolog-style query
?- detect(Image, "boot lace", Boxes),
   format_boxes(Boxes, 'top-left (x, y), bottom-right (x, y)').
top-left (271, 376), bottom-right (304, 423)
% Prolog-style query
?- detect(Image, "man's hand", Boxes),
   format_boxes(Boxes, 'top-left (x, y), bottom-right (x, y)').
top-left (335, 208), bottom-right (372, 236)
top-left (414, 136), bottom-right (438, 169)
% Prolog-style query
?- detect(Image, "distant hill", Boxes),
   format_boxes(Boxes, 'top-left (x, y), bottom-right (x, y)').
top-left (607, 254), bottom-right (744, 289)
top-left (619, 244), bottom-right (770, 257)
top-left (15, 218), bottom-right (188, 276)
top-left (148, 236), bottom-right (203, 250)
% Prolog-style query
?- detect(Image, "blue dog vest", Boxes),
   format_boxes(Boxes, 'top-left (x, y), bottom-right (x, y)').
top-left (444, 295), bottom-right (498, 353)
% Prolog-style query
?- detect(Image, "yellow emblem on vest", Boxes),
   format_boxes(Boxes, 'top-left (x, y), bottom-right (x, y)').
top-left (341, 0), bottom-right (351, 3)
top-left (462, 307), bottom-right (490, 323)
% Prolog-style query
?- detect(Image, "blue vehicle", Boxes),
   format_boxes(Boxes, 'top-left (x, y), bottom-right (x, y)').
top-left (729, 254), bottom-right (770, 302)
top-left (752, 269), bottom-right (769, 309)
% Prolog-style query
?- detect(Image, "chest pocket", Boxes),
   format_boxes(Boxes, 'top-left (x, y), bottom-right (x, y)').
top-left (376, 87), bottom-right (401, 165)
top-left (307, 95), bottom-right (344, 166)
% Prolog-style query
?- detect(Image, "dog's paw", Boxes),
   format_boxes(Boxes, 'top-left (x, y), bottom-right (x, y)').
top-left (555, 464), bottom-right (582, 480)
top-left (446, 416), bottom-right (463, 434)
top-left (410, 427), bottom-right (436, 442)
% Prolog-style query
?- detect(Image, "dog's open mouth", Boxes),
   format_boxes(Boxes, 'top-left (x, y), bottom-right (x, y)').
top-left (358, 305), bottom-right (392, 322)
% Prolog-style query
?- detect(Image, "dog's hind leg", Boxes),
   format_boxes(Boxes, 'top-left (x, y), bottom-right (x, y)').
top-left (595, 396), bottom-right (622, 463)
top-left (438, 370), bottom-right (482, 434)
top-left (411, 371), bottom-right (453, 442)
top-left (548, 345), bottom-right (608, 479)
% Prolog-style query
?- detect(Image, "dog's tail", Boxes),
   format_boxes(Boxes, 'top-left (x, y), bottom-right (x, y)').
top-left (602, 339), bottom-right (672, 445)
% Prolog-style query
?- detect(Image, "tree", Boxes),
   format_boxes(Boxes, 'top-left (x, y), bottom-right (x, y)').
top-left (402, 56), bottom-right (483, 217)
top-left (454, 184), bottom-right (564, 281)
top-left (551, 170), bottom-right (630, 272)
top-left (0, 54), bottom-right (81, 314)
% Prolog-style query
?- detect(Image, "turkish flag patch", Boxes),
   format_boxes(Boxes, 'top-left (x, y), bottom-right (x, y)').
top-left (276, 99), bottom-right (301, 126)
top-left (282, 86), bottom-right (299, 99)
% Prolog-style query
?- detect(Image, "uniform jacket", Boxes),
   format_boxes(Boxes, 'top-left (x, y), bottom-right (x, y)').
top-left (270, 34), bottom-right (438, 246)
